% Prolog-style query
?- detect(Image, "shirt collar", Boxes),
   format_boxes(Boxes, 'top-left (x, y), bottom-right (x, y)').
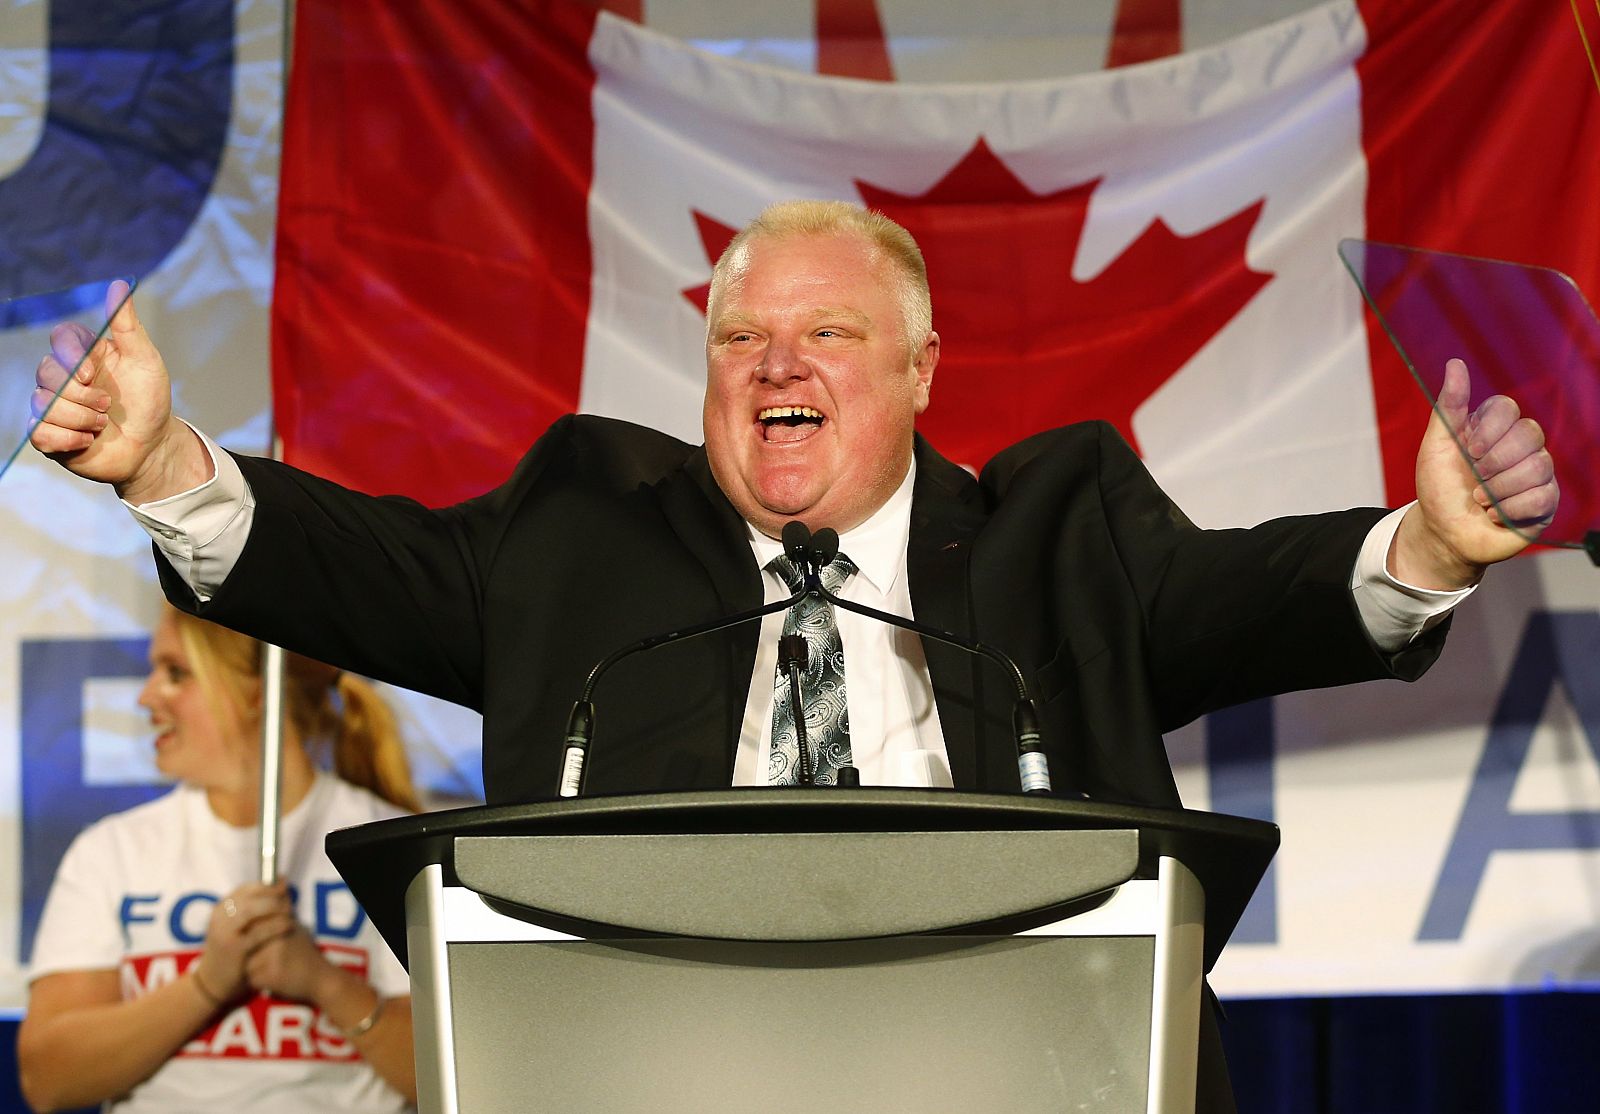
top-left (746, 461), bottom-right (916, 596)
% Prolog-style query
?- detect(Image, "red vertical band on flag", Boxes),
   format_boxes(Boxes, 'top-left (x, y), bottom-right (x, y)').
top-left (1106, 0), bottom-right (1181, 68)
top-left (1356, 0), bottom-right (1600, 511)
top-left (273, 0), bottom-right (601, 504)
top-left (816, 0), bottom-right (895, 81)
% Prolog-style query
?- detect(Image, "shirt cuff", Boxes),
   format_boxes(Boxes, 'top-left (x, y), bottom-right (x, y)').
top-left (121, 420), bottom-right (254, 603)
top-left (1351, 504), bottom-right (1475, 652)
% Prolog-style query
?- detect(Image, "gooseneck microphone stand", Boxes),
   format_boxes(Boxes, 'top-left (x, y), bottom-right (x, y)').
top-left (557, 520), bottom-right (1053, 797)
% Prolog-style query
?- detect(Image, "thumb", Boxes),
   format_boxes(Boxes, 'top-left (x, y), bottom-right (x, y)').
top-left (105, 281), bottom-right (160, 364)
top-left (1427, 357), bottom-right (1472, 452)
top-left (103, 278), bottom-right (132, 322)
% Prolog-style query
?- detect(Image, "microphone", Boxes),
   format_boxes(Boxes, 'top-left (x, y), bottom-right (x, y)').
top-left (777, 633), bottom-right (814, 786)
top-left (811, 526), bottom-right (840, 568)
top-left (782, 519), bottom-right (811, 567)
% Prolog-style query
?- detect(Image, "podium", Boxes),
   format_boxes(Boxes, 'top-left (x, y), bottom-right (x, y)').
top-left (327, 789), bottom-right (1276, 1114)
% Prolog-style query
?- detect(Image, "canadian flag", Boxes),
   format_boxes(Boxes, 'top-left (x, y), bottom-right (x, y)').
top-left (265, 1), bottom-right (1600, 1000)
top-left (272, 0), bottom-right (1600, 532)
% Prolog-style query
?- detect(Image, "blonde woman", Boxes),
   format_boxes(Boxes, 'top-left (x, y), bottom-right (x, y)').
top-left (19, 606), bottom-right (419, 1112)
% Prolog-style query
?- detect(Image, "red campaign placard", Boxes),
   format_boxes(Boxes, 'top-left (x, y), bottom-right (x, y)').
top-left (121, 946), bottom-right (372, 1062)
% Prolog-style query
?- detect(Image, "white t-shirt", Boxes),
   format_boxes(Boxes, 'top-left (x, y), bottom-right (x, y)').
top-left (30, 773), bottom-right (412, 1114)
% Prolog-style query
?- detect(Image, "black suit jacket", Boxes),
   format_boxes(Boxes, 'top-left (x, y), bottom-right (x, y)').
top-left (161, 414), bottom-right (1448, 1113)
top-left (165, 413), bottom-right (1442, 806)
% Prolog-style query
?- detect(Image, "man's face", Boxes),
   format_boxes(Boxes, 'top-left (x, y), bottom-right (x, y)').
top-left (703, 231), bottom-right (938, 538)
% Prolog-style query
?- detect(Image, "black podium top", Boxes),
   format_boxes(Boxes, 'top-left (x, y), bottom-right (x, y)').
top-left (327, 788), bottom-right (1276, 971)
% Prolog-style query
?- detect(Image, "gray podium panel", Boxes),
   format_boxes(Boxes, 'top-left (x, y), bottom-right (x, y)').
top-left (455, 828), bottom-right (1138, 940)
top-left (343, 796), bottom-right (1267, 1114)
top-left (449, 934), bottom-right (1154, 1114)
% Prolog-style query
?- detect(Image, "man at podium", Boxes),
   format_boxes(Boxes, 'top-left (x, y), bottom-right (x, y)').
top-left (29, 199), bottom-right (1555, 804)
top-left (29, 200), bottom-right (1557, 1109)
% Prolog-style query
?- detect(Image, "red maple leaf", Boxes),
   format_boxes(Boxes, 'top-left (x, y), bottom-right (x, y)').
top-left (683, 210), bottom-right (739, 315)
top-left (860, 140), bottom-right (1270, 466)
top-left (683, 139), bottom-right (1271, 467)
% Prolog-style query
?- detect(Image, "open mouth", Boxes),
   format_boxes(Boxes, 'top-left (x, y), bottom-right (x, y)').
top-left (758, 406), bottom-right (825, 443)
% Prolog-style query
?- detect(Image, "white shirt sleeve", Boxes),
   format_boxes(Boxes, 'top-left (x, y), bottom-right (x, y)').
top-left (121, 421), bottom-right (255, 604)
top-left (1352, 504), bottom-right (1474, 652)
top-left (28, 824), bottom-right (124, 980)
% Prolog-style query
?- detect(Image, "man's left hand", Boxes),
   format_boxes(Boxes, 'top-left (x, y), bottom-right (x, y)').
top-left (1392, 357), bottom-right (1559, 590)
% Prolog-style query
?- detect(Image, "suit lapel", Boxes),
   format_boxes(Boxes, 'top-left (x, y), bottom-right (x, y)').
top-left (655, 438), bottom-right (999, 789)
top-left (906, 437), bottom-right (991, 790)
top-left (655, 448), bottom-right (764, 775)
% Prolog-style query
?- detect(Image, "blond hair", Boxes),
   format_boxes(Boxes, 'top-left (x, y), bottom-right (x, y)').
top-left (707, 199), bottom-right (933, 347)
top-left (167, 608), bottom-right (421, 813)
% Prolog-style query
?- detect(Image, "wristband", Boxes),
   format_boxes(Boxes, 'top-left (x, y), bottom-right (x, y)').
top-left (342, 995), bottom-right (385, 1039)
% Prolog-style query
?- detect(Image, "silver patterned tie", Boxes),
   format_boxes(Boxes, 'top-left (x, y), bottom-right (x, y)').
top-left (767, 552), bottom-right (857, 785)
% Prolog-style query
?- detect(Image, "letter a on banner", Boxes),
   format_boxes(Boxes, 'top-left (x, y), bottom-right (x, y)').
top-left (1419, 611), bottom-right (1600, 941)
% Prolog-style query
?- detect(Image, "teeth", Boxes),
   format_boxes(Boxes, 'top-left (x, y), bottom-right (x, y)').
top-left (758, 407), bottom-right (823, 420)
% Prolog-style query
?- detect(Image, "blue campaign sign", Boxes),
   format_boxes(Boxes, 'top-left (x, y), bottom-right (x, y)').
top-left (122, 883), bottom-right (366, 947)
top-left (18, 637), bottom-right (164, 964)
top-left (1419, 611), bottom-right (1600, 942)
top-left (0, 0), bottom-right (233, 322)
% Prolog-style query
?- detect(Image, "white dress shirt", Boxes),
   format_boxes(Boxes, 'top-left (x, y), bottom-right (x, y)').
top-left (730, 465), bottom-right (952, 788)
top-left (128, 424), bottom-right (1471, 788)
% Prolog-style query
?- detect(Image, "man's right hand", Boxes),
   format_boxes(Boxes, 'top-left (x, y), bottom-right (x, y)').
top-left (29, 281), bottom-right (212, 504)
